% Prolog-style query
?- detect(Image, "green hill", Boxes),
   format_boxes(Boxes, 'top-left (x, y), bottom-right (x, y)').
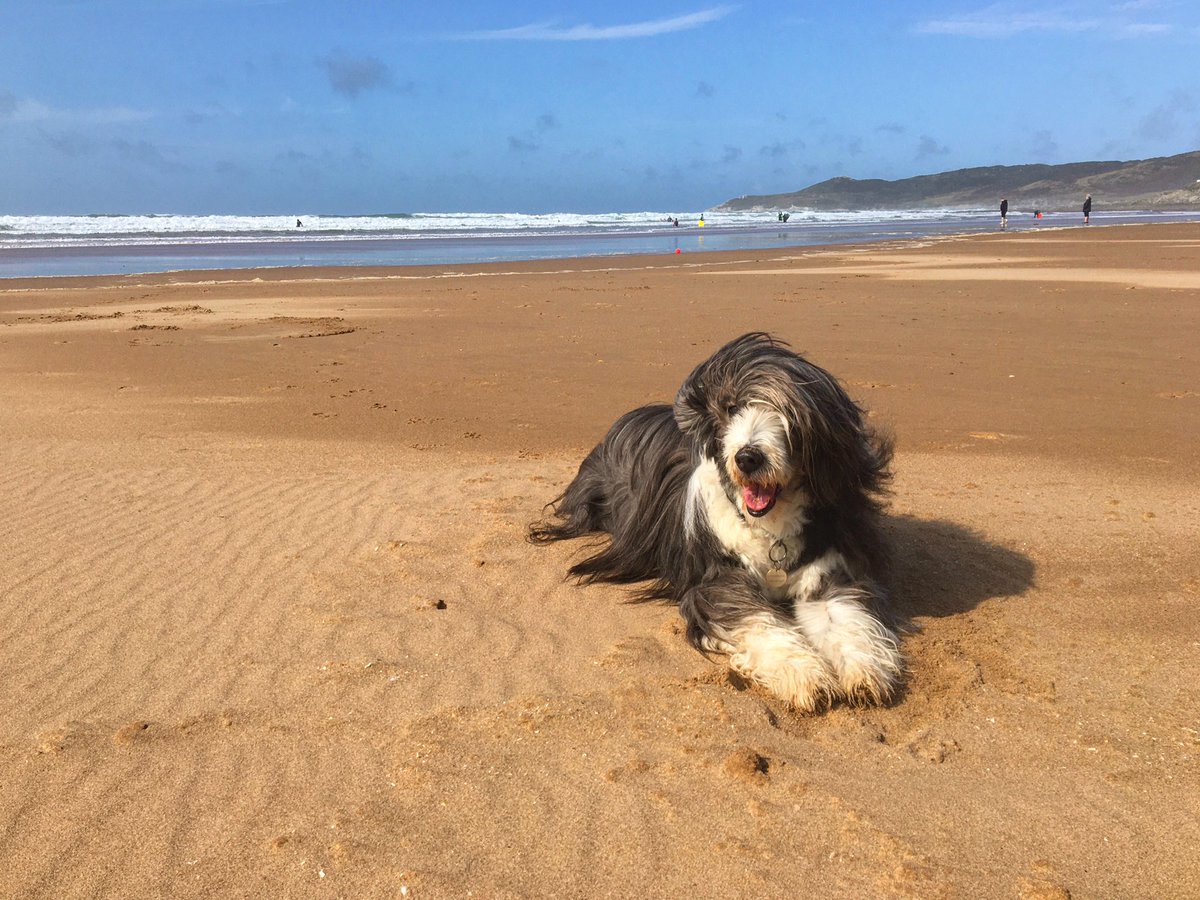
top-left (718, 150), bottom-right (1200, 211)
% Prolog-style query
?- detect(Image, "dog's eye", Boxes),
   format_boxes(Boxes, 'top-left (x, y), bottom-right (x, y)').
top-left (726, 404), bottom-right (738, 417)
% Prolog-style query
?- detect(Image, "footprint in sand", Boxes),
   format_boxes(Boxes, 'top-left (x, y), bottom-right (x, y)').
top-left (597, 635), bottom-right (669, 670)
top-left (722, 746), bottom-right (770, 783)
top-left (904, 728), bottom-right (961, 764)
top-left (113, 721), bottom-right (152, 746)
top-left (35, 720), bottom-right (101, 754)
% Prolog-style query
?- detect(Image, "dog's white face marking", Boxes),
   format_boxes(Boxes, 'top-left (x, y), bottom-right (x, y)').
top-left (722, 403), bottom-right (794, 519)
top-left (723, 403), bottom-right (791, 483)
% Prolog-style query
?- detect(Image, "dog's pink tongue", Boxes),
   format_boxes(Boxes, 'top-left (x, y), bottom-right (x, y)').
top-left (743, 484), bottom-right (778, 512)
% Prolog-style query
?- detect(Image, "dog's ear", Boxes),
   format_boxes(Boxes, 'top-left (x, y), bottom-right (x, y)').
top-left (675, 333), bottom-right (773, 438)
top-left (673, 369), bottom-right (708, 437)
top-left (801, 405), bottom-right (894, 507)
top-left (780, 362), bottom-right (892, 507)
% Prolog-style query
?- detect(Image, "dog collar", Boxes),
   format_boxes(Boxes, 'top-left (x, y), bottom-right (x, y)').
top-left (764, 539), bottom-right (790, 589)
top-left (762, 516), bottom-right (836, 581)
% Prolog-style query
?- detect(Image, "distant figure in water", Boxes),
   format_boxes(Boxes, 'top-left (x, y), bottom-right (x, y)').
top-left (782, 212), bottom-right (789, 222)
top-left (698, 215), bottom-right (706, 227)
top-left (296, 219), bottom-right (303, 228)
top-left (673, 218), bottom-right (679, 227)
top-left (1000, 197), bottom-right (1008, 230)
top-left (1083, 194), bottom-right (1092, 225)
top-left (1035, 209), bottom-right (1042, 219)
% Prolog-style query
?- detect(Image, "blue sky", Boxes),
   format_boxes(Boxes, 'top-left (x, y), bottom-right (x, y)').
top-left (2, 1), bottom-right (1198, 214)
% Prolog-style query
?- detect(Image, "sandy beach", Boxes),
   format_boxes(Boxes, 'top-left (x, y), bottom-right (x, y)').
top-left (1, 223), bottom-right (1197, 898)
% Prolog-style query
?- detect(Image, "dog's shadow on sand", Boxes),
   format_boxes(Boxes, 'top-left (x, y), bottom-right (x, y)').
top-left (883, 515), bottom-right (1036, 620)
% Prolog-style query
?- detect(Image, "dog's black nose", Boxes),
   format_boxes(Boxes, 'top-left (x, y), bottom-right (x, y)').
top-left (735, 446), bottom-right (765, 475)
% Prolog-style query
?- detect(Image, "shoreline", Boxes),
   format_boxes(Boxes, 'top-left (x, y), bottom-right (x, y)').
top-left (0, 217), bottom-right (1184, 291)
top-left (5, 211), bottom-right (1200, 281)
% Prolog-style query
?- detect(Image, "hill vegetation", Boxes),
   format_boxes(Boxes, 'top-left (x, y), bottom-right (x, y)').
top-left (718, 150), bottom-right (1200, 211)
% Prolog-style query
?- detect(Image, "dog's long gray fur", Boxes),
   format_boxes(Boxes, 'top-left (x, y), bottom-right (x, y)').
top-left (529, 332), bottom-right (897, 699)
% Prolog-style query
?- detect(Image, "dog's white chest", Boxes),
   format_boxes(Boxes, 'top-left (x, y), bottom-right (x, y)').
top-left (686, 458), bottom-right (806, 596)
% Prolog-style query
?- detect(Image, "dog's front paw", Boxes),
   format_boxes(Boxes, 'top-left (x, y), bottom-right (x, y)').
top-left (763, 653), bottom-right (840, 712)
top-left (837, 643), bottom-right (902, 706)
top-left (727, 621), bottom-right (838, 712)
top-left (794, 589), bottom-right (903, 707)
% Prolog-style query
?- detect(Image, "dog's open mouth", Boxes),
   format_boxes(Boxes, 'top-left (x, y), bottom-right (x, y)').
top-left (742, 483), bottom-right (780, 517)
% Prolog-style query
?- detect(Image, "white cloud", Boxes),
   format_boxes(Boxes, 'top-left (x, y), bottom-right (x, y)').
top-left (0, 95), bottom-right (153, 125)
top-left (915, 6), bottom-right (1099, 37)
top-left (454, 6), bottom-right (735, 41)
top-left (914, 3), bottom-right (1175, 38)
top-left (1111, 0), bottom-right (1164, 11)
top-left (1116, 21), bottom-right (1172, 36)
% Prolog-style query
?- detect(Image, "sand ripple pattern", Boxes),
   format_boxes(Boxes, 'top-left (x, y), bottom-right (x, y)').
top-left (0, 446), bottom-right (662, 895)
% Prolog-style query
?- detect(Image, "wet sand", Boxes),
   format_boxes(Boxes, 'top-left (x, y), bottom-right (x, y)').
top-left (1, 223), bottom-right (1197, 897)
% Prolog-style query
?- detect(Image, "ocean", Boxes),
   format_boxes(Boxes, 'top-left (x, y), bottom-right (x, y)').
top-left (2, 208), bottom-right (1198, 279)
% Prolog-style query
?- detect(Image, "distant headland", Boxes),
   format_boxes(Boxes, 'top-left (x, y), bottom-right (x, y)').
top-left (717, 150), bottom-right (1200, 212)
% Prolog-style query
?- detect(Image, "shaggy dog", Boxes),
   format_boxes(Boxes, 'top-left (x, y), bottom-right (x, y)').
top-left (529, 333), bottom-right (902, 711)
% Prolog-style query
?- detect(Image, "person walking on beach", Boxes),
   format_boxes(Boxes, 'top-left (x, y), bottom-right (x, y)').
top-left (1083, 194), bottom-right (1092, 225)
top-left (1000, 197), bottom-right (1008, 230)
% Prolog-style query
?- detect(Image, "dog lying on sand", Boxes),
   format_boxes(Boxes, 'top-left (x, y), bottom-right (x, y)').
top-left (530, 333), bottom-right (902, 711)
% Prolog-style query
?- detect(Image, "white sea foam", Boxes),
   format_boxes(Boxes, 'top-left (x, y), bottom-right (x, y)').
top-left (0, 208), bottom-right (1000, 249)
top-left (3, 208), bottom-right (1195, 278)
